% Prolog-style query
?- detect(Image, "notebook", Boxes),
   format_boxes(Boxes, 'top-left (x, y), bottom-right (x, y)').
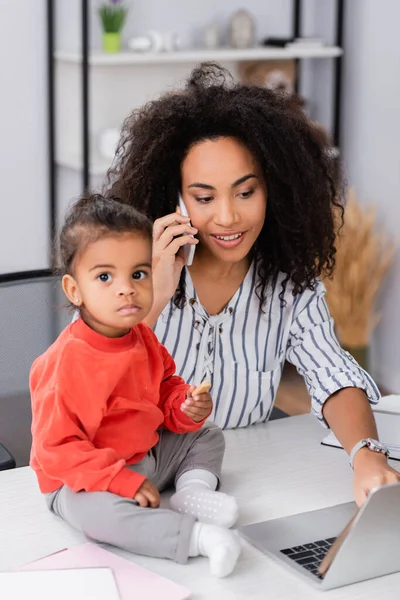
top-left (322, 410), bottom-right (400, 461)
top-left (21, 543), bottom-right (190, 600)
top-left (1, 567), bottom-right (119, 600)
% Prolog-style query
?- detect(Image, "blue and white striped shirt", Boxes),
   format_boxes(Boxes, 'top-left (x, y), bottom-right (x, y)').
top-left (154, 261), bottom-right (380, 429)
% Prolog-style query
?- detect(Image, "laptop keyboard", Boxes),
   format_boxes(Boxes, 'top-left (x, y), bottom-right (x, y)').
top-left (280, 537), bottom-right (337, 579)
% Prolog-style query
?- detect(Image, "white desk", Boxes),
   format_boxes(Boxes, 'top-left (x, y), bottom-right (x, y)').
top-left (0, 414), bottom-right (399, 599)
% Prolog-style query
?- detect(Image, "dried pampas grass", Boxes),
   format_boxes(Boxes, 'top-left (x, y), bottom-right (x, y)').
top-left (324, 188), bottom-right (395, 348)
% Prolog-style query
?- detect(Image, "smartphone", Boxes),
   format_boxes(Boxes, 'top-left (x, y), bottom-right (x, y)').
top-left (178, 195), bottom-right (196, 266)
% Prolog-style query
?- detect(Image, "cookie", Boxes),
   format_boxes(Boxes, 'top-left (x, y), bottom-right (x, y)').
top-left (192, 380), bottom-right (211, 396)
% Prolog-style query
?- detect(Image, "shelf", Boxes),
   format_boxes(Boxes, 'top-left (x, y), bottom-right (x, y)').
top-left (57, 146), bottom-right (340, 175)
top-left (55, 46), bottom-right (343, 66)
top-left (57, 152), bottom-right (111, 175)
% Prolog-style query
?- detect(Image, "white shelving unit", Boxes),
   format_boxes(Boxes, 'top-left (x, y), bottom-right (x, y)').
top-left (55, 46), bottom-right (343, 175)
top-left (55, 46), bottom-right (343, 66)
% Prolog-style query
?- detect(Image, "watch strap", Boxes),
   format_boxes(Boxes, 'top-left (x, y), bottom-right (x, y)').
top-left (349, 439), bottom-right (368, 469)
top-left (349, 438), bottom-right (389, 469)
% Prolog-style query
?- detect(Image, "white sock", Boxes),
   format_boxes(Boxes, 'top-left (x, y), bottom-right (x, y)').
top-left (171, 469), bottom-right (239, 528)
top-left (188, 522), bottom-right (241, 578)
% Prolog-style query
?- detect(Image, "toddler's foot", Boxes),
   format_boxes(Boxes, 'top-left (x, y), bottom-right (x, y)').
top-left (189, 522), bottom-right (241, 578)
top-left (170, 485), bottom-right (239, 528)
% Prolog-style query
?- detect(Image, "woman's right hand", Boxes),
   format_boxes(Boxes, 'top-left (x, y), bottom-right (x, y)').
top-left (151, 211), bottom-right (198, 307)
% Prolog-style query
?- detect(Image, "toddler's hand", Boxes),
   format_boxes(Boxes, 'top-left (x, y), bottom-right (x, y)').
top-left (134, 479), bottom-right (160, 508)
top-left (181, 385), bottom-right (213, 423)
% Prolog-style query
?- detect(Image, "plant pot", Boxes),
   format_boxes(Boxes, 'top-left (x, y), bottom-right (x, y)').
top-left (103, 32), bottom-right (121, 53)
top-left (343, 345), bottom-right (369, 371)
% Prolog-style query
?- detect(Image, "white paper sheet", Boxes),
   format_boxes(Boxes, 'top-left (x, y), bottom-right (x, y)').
top-left (0, 567), bottom-right (120, 600)
top-left (22, 543), bottom-right (190, 600)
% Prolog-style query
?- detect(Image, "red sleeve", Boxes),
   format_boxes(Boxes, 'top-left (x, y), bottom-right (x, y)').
top-left (157, 343), bottom-right (208, 433)
top-left (30, 346), bottom-right (146, 498)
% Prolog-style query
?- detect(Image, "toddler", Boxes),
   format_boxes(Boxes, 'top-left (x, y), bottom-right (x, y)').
top-left (29, 194), bottom-right (241, 577)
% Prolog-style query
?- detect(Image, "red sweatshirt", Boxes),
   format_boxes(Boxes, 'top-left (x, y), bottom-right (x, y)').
top-left (30, 318), bottom-right (205, 498)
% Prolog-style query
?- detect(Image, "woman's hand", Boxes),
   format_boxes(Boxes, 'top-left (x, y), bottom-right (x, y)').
top-left (353, 449), bottom-right (400, 507)
top-left (181, 385), bottom-right (213, 422)
top-left (152, 211), bottom-right (198, 305)
top-left (134, 479), bottom-right (160, 508)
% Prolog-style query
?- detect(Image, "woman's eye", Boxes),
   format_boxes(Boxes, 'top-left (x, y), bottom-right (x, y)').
top-left (98, 273), bottom-right (112, 283)
top-left (132, 270), bottom-right (146, 280)
top-left (196, 196), bottom-right (213, 203)
top-left (239, 189), bottom-right (254, 199)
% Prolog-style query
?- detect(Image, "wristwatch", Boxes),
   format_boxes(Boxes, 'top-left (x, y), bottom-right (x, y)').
top-left (349, 438), bottom-right (389, 469)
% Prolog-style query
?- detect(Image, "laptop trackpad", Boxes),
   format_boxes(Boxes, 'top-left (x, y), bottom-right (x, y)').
top-left (240, 502), bottom-right (358, 553)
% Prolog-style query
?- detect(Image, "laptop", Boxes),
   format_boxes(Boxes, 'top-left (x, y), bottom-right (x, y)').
top-left (239, 481), bottom-right (400, 590)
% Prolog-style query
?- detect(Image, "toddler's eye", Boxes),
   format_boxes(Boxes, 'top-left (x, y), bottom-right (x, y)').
top-left (132, 271), bottom-right (146, 280)
top-left (98, 273), bottom-right (112, 283)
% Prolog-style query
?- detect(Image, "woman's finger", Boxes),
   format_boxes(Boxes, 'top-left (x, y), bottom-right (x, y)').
top-left (153, 213), bottom-right (191, 242)
top-left (155, 223), bottom-right (198, 250)
top-left (156, 235), bottom-right (198, 258)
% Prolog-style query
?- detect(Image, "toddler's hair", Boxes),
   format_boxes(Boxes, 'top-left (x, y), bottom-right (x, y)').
top-left (58, 193), bottom-right (153, 275)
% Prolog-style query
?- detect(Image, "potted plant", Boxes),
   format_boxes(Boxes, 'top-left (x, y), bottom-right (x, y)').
top-left (99, 0), bottom-right (128, 54)
top-left (323, 188), bottom-right (394, 370)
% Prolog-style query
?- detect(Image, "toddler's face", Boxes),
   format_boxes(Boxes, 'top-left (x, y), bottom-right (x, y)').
top-left (64, 232), bottom-right (153, 337)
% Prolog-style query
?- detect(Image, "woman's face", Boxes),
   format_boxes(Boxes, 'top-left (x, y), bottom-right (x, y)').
top-left (181, 137), bottom-right (267, 264)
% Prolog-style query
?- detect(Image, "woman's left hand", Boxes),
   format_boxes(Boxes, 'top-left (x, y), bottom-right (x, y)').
top-left (353, 449), bottom-right (400, 507)
top-left (181, 386), bottom-right (213, 423)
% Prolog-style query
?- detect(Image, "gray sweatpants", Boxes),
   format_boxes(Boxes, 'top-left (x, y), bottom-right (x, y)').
top-left (45, 423), bottom-right (224, 564)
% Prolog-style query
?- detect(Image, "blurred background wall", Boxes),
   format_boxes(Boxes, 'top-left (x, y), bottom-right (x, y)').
top-left (1, 0), bottom-right (399, 392)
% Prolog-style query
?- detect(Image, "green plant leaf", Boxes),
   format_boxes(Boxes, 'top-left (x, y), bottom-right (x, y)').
top-left (99, 4), bottom-right (127, 33)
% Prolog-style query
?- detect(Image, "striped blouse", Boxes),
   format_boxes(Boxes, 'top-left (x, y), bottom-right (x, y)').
top-left (154, 261), bottom-right (380, 429)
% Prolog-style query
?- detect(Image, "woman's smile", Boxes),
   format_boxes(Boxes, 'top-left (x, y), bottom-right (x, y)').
top-left (209, 231), bottom-right (246, 249)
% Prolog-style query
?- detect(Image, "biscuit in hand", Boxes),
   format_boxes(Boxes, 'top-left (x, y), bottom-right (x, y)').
top-left (191, 380), bottom-right (211, 396)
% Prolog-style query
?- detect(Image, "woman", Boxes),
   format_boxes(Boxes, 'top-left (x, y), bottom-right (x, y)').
top-left (108, 63), bottom-right (399, 506)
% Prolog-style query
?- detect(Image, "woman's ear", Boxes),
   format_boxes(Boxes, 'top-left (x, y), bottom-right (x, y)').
top-left (62, 274), bottom-right (82, 307)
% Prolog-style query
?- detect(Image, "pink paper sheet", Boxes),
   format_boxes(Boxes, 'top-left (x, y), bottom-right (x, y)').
top-left (21, 542), bottom-right (190, 600)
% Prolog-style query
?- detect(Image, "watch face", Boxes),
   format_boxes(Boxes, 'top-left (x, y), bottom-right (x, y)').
top-left (366, 439), bottom-right (387, 453)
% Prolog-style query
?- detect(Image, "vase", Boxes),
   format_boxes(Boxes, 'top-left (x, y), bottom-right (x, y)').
top-left (343, 346), bottom-right (369, 371)
top-left (103, 32), bottom-right (121, 53)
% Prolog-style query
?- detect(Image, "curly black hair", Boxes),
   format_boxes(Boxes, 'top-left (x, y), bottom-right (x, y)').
top-left (107, 62), bottom-right (344, 307)
top-left (58, 193), bottom-right (152, 276)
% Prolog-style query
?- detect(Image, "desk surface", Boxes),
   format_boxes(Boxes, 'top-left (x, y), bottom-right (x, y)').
top-left (1, 414), bottom-right (399, 600)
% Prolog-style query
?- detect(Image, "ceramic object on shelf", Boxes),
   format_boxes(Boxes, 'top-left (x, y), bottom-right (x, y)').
top-left (203, 24), bottom-right (220, 49)
top-left (128, 31), bottom-right (163, 53)
top-left (162, 32), bottom-right (180, 52)
top-left (128, 35), bottom-right (153, 53)
top-left (128, 30), bottom-right (179, 53)
top-left (228, 9), bottom-right (256, 49)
